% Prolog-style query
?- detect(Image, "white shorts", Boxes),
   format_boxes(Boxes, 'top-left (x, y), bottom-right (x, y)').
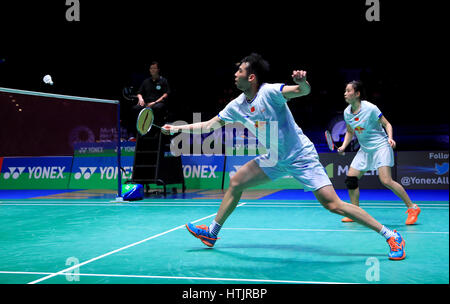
top-left (350, 145), bottom-right (394, 172)
top-left (255, 152), bottom-right (332, 192)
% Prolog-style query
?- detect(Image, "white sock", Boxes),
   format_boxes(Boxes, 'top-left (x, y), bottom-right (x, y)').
top-left (209, 220), bottom-right (222, 237)
top-left (408, 204), bottom-right (418, 209)
top-left (379, 225), bottom-right (396, 240)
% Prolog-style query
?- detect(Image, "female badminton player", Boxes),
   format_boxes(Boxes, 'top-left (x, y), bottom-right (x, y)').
top-left (337, 81), bottom-right (420, 225)
top-left (162, 53), bottom-right (406, 260)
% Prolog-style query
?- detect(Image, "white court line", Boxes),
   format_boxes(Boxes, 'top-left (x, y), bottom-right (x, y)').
top-left (1, 199), bottom-right (448, 205)
top-left (223, 228), bottom-right (449, 234)
top-left (234, 202), bottom-right (449, 206)
top-left (0, 203), bottom-right (224, 207)
top-left (1, 271), bottom-right (353, 284)
top-left (1, 202), bottom-right (448, 209)
top-left (26, 202), bottom-right (246, 285)
top-left (239, 205), bottom-right (449, 209)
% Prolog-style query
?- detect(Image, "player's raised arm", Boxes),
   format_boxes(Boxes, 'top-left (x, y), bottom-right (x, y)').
top-left (281, 70), bottom-right (311, 99)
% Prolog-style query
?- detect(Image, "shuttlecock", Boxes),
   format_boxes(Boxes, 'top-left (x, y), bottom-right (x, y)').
top-left (43, 74), bottom-right (54, 85)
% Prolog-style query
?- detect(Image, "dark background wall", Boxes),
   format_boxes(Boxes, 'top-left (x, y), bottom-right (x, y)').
top-left (0, 1), bottom-right (447, 150)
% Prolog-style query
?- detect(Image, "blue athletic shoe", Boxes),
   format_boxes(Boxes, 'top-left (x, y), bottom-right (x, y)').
top-left (387, 230), bottom-right (406, 260)
top-left (185, 222), bottom-right (218, 247)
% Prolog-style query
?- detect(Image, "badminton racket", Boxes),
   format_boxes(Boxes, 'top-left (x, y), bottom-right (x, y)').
top-left (325, 130), bottom-right (334, 151)
top-left (136, 107), bottom-right (173, 135)
top-left (325, 130), bottom-right (345, 155)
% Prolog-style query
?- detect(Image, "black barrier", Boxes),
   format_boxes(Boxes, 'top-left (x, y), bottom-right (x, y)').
top-left (318, 152), bottom-right (386, 189)
top-left (319, 151), bottom-right (449, 190)
top-left (397, 151), bottom-right (449, 190)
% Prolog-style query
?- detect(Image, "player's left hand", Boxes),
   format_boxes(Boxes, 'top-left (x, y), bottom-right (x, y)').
top-left (292, 70), bottom-right (307, 84)
top-left (337, 146), bottom-right (346, 155)
top-left (388, 138), bottom-right (396, 148)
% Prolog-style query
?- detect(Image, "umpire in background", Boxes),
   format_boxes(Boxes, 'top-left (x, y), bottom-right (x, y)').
top-left (130, 61), bottom-right (170, 139)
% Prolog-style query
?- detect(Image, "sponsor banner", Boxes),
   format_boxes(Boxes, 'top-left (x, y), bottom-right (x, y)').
top-left (397, 151), bottom-right (449, 189)
top-left (0, 156), bottom-right (73, 189)
top-left (69, 155), bottom-right (134, 189)
top-left (318, 152), bottom-right (385, 189)
top-left (223, 155), bottom-right (303, 189)
top-left (4, 150), bottom-right (446, 191)
top-left (73, 141), bottom-right (135, 157)
top-left (69, 142), bottom-right (135, 189)
top-left (180, 155), bottom-right (224, 189)
top-left (181, 153), bottom-right (383, 190)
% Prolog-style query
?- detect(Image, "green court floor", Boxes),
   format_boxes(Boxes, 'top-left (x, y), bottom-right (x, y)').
top-left (0, 195), bottom-right (448, 284)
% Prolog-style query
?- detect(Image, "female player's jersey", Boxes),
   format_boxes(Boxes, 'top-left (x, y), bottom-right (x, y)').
top-left (218, 83), bottom-right (316, 161)
top-left (343, 100), bottom-right (389, 152)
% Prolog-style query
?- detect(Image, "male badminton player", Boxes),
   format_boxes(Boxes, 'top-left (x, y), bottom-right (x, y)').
top-left (162, 53), bottom-right (406, 260)
top-left (337, 80), bottom-right (420, 225)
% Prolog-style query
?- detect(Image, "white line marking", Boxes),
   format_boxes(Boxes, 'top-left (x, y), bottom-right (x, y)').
top-left (242, 202), bottom-right (449, 206)
top-left (0, 203), bottom-right (224, 207)
top-left (1, 199), bottom-right (447, 206)
top-left (223, 228), bottom-right (449, 234)
top-left (1, 202), bottom-right (448, 209)
top-left (27, 202), bottom-right (246, 284)
top-left (239, 205), bottom-right (449, 209)
top-left (1, 271), bottom-right (354, 284)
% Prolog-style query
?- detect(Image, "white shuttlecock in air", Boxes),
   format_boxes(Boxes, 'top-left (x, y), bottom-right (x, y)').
top-left (43, 75), bottom-right (54, 85)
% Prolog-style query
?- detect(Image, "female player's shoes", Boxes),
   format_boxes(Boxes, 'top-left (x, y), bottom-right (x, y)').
top-left (185, 223), bottom-right (218, 247)
top-left (387, 230), bottom-right (406, 260)
top-left (405, 205), bottom-right (421, 225)
top-left (341, 217), bottom-right (354, 222)
top-left (342, 204), bottom-right (421, 225)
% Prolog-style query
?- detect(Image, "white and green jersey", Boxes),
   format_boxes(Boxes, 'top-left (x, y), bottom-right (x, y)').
top-left (343, 100), bottom-right (389, 152)
top-left (218, 83), bottom-right (317, 160)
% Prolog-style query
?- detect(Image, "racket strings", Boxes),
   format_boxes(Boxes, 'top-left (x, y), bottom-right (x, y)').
top-left (137, 108), bottom-right (155, 135)
top-left (325, 131), bottom-right (334, 151)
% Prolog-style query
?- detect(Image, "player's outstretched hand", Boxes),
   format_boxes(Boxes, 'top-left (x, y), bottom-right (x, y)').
top-left (292, 70), bottom-right (307, 84)
top-left (161, 124), bottom-right (174, 135)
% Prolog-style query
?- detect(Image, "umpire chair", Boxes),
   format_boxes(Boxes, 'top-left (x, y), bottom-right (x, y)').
top-left (127, 94), bottom-right (185, 196)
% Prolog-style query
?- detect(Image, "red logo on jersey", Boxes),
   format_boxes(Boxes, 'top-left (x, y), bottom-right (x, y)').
top-left (254, 121), bottom-right (266, 128)
top-left (354, 126), bottom-right (365, 134)
top-left (354, 117), bottom-right (359, 121)
top-left (250, 106), bottom-right (255, 113)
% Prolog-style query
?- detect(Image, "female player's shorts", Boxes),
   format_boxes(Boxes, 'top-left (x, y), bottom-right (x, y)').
top-left (254, 151), bottom-right (332, 192)
top-left (350, 145), bottom-right (394, 172)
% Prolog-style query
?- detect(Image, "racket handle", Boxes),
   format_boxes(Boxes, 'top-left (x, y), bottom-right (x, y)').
top-left (155, 124), bottom-right (178, 135)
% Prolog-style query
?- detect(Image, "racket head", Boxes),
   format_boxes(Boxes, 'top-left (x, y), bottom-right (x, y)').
top-left (136, 107), bottom-right (154, 135)
top-left (325, 130), bottom-right (334, 151)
